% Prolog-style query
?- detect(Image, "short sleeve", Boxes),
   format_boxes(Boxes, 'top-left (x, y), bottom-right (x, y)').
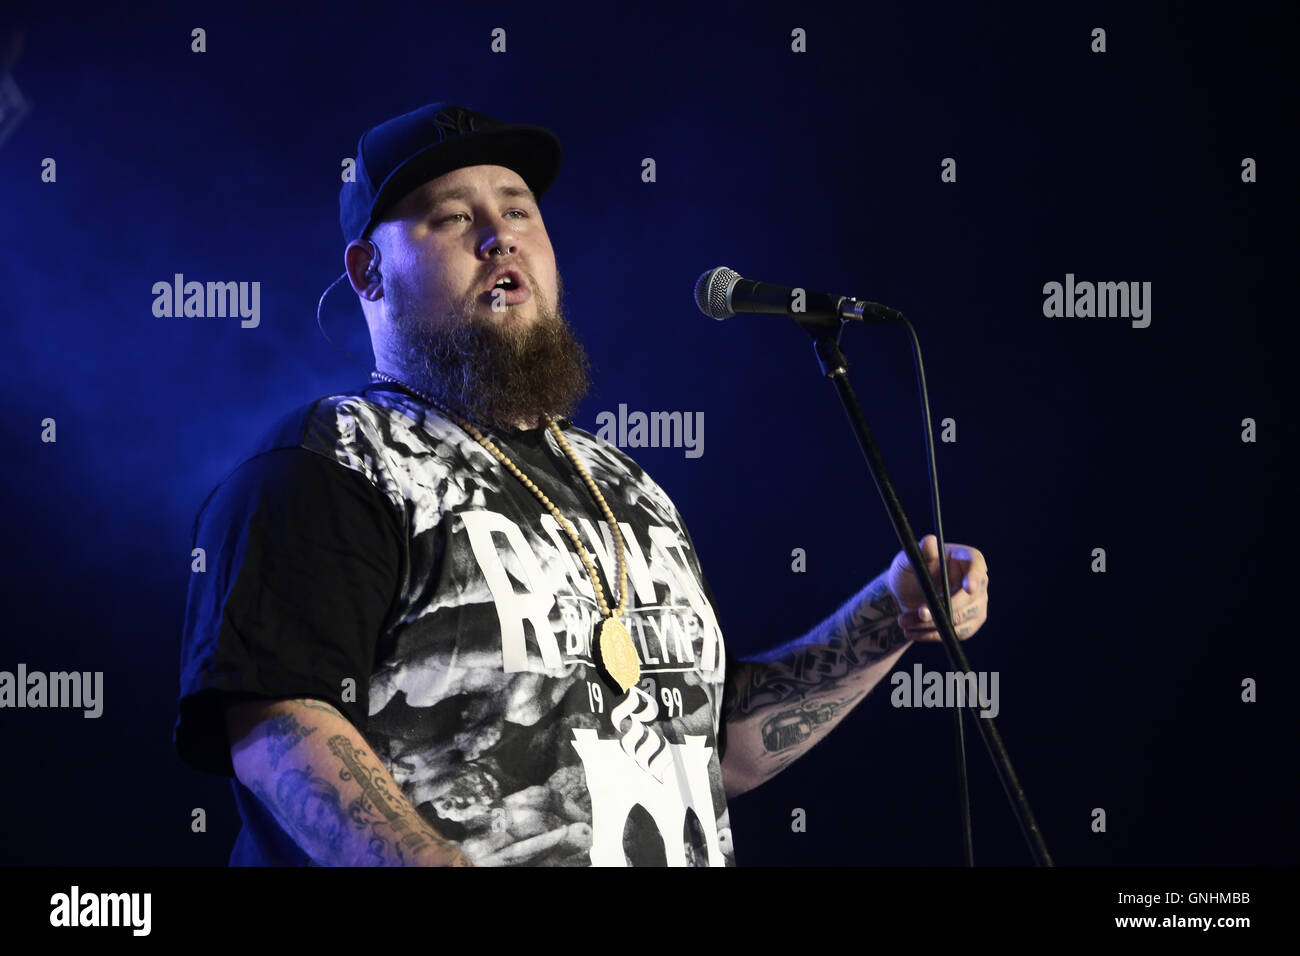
top-left (671, 505), bottom-right (731, 760)
top-left (718, 641), bottom-right (736, 762)
top-left (174, 446), bottom-right (403, 777)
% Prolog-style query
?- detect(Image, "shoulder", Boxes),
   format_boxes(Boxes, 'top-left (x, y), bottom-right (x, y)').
top-left (196, 388), bottom-right (423, 528)
top-left (250, 386), bottom-right (442, 495)
top-left (256, 388), bottom-right (418, 457)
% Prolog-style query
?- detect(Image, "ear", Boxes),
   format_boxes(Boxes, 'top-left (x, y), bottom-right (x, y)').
top-left (344, 239), bottom-right (382, 299)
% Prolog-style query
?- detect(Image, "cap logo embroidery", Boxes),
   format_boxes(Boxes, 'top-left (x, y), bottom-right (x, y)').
top-left (432, 107), bottom-right (478, 142)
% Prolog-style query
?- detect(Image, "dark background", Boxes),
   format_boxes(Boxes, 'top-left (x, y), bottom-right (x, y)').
top-left (0, 0), bottom-right (1293, 866)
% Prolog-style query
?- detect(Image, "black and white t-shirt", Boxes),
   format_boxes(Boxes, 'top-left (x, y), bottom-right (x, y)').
top-left (175, 382), bottom-right (737, 866)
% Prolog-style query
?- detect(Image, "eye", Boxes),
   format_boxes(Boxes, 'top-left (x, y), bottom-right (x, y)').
top-left (438, 209), bottom-right (528, 225)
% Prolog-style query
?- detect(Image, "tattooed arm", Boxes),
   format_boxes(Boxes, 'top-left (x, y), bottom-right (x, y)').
top-left (225, 696), bottom-right (472, 866)
top-left (719, 570), bottom-right (911, 798)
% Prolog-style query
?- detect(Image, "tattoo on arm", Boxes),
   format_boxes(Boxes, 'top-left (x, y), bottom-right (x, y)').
top-left (251, 768), bottom-right (363, 863)
top-left (732, 579), bottom-right (908, 717)
top-left (263, 714), bottom-right (316, 770)
top-left (328, 734), bottom-right (443, 863)
top-left (759, 689), bottom-right (866, 753)
top-left (249, 716), bottom-right (469, 866)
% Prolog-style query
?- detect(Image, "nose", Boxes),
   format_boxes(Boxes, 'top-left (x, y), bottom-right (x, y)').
top-left (480, 219), bottom-right (519, 258)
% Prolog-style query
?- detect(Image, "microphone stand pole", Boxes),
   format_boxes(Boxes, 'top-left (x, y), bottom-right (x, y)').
top-left (804, 318), bottom-right (1054, 867)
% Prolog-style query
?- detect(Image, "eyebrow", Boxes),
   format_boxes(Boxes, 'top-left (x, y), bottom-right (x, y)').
top-left (423, 184), bottom-right (537, 208)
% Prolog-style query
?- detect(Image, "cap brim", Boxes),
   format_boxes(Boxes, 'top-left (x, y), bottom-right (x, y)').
top-left (363, 125), bottom-right (562, 238)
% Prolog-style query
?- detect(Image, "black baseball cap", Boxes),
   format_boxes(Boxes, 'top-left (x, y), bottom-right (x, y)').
top-left (339, 102), bottom-right (562, 243)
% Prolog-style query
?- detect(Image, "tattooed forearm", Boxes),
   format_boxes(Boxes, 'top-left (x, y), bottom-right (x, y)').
top-left (252, 769), bottom-right (361, 861)
top-left (733, 574), bottom-right (909, 717)
top-left (263, 713), bottom-right (316, 769)
top-left (232, 699), bottom-right (473, 866)
top-left (327, 734), bottom-right (466, 864)
top-left (759, 689), bottom-right (866, 753)
top-left (720, 571), bottom-right (913, 795)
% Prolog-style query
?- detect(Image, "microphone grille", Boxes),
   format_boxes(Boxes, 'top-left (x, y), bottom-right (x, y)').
top-left (694, 266), bottom-right (741, 320)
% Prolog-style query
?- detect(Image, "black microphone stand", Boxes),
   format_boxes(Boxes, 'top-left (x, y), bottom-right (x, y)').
top-left (805, 317), bottom-right (1054, 867)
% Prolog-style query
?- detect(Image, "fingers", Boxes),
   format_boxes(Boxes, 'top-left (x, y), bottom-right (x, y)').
top-left (914, 538), bottom-right (987, 582)
top-left (937, 543), bottom-right (984, 585)
top-left (958, 546), bottom-right (988, 592)
top-left (897, 591), bottom-right (971, 629)
top-left (896, 589), bottom-right (987, 641)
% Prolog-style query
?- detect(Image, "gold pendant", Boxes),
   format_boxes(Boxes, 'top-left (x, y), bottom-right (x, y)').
top-left (597, 616), bottom-right (640, 692)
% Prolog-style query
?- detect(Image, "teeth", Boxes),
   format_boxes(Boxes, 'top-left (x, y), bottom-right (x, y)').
top-left (494, 276), bottom-right (514, 289)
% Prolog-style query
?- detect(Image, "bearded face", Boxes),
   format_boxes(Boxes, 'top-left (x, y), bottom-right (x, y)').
top-left (387, 268), bottom-right (591, 429)
top-left (361, 164), bottom-right (592, 430)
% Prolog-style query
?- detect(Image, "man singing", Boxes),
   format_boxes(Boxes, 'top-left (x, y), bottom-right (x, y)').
top-left (173, 101), bottom-right (989, 866)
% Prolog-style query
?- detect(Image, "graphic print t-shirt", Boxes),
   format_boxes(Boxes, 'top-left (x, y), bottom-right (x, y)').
top-left (175, 382), bottom-right (737, 867)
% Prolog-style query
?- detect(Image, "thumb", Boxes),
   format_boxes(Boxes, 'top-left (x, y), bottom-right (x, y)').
top-left (919, 534), bottom-right (940, 567)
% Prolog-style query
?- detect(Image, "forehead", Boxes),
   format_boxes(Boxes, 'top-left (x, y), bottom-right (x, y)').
top-left (400, 165), bottom-right (533, 210)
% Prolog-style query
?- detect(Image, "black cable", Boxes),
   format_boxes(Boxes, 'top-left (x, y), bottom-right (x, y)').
top-left (316, 271), bottom-right (374, 372)
top-left (898, 314), bottom-right (975, 866)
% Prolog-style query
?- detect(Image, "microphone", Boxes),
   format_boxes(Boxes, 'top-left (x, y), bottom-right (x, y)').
top-left (694, 266), bottom-right (903, 327)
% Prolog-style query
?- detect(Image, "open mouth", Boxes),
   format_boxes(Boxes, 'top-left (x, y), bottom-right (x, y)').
top-left (482, 271), bottom-right (532, 307)
top-left (485, 268), bottom-right (527, 293)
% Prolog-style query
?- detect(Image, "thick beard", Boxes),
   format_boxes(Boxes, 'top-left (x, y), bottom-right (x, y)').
top-left (386, 273), bottom-right (591, 430)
